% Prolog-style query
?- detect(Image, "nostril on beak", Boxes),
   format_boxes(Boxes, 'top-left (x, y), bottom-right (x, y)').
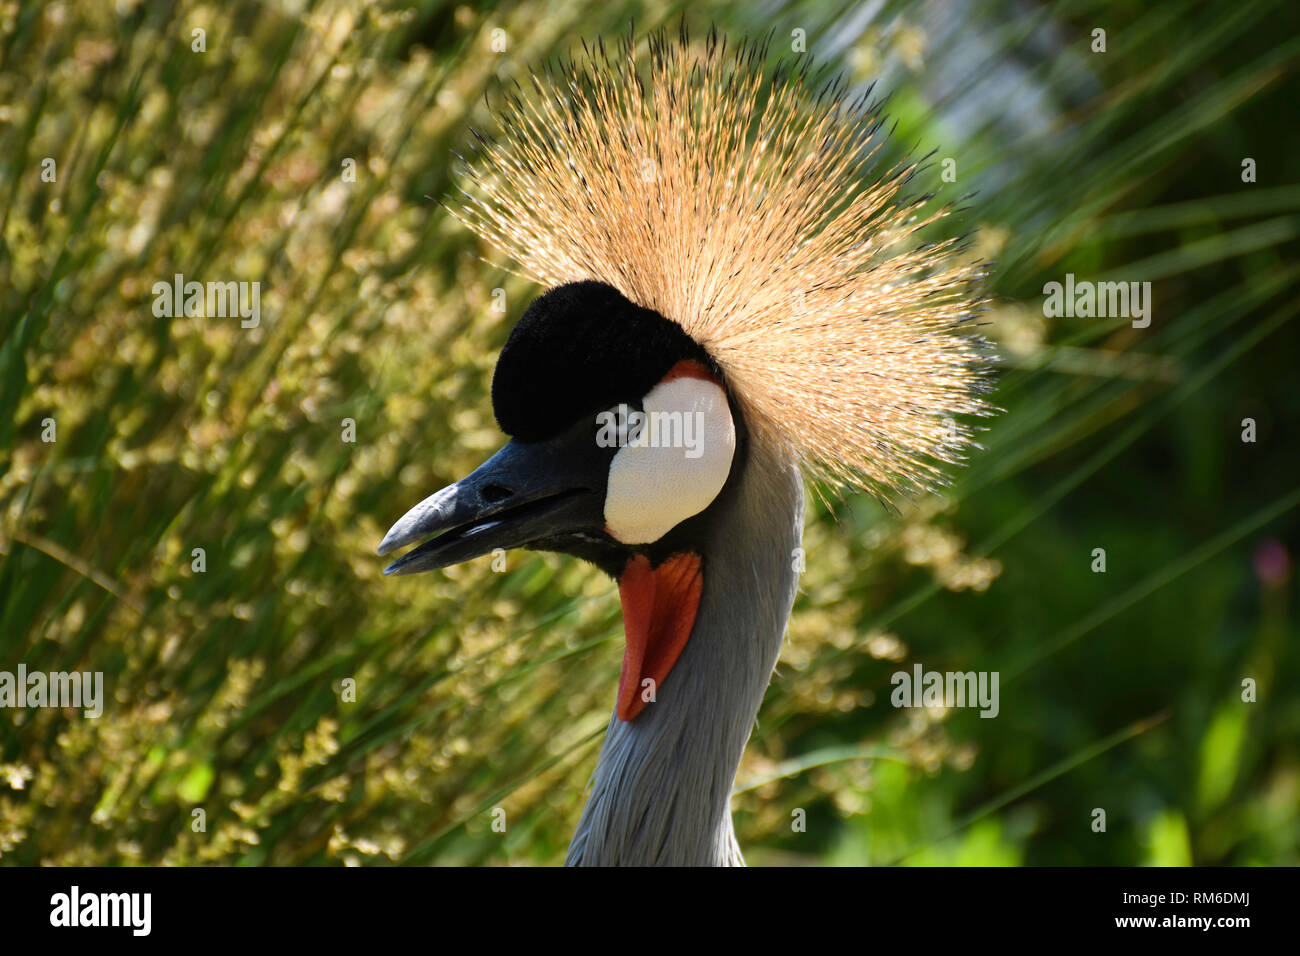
top-left (480, 483), bottom-right (514, 504)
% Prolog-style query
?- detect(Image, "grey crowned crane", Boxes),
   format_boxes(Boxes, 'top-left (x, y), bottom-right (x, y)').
top-left (377, 28), bottom-right (992, 866)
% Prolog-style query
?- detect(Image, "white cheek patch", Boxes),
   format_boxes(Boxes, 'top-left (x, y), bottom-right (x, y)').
top-left (604, 375), bottom-right (736, 544)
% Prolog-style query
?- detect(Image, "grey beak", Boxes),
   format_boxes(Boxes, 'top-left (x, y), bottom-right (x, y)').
top-left (377, 434), bottom-right (608, 576)
top-left (377, 481), bottom-right (474, 558)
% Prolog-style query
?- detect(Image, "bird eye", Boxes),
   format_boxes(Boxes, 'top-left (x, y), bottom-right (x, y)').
top-left (602, 375), bottom-right (736, 544)
top-left (594, 401), bottom-right (654, 448)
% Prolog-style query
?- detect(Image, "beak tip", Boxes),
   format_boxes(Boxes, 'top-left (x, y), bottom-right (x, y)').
top-left (376, 524), bottom-right (408, 556)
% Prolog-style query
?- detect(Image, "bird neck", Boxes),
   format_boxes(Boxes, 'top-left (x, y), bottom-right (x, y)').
top-left (566, 439), bottom-right (804, 865)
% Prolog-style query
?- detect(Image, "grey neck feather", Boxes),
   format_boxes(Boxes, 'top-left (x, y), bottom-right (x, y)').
top-left (566, 440), bottom-right (804, 866)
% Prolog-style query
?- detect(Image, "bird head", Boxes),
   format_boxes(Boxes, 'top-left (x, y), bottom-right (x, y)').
top-left (378, 27), bottom-right (993, 725)
top-left (378, 280), bottom-right (745, 719)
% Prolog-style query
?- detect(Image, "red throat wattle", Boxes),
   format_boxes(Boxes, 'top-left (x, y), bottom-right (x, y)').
top-left (616, 552), bottom-right (703, 721)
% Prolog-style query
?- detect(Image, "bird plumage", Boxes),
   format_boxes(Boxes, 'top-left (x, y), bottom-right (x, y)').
top-left (452, 25), bottom-right (992, 499)
top-left (566, 436), bottom-right (803, 865)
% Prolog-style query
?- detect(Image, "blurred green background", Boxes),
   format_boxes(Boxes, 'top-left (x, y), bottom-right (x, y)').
top-left (1, 0), bottom-right (1297, 865)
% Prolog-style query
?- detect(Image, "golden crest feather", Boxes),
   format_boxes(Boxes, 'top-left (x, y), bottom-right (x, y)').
top-left (449, 25), bottom-right (993, 497)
